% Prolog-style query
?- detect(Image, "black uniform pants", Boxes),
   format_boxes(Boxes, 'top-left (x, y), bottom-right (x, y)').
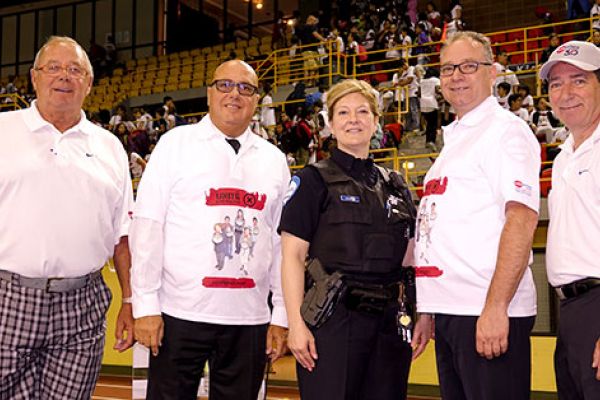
top-left (434, 314), bottom-right (535, 400)
top-left (146, 314), bottom-right (268, 400)
top-left (297, 301), bottom-right (412, 400)
top-left (555, 286), bottom-right (600, 400)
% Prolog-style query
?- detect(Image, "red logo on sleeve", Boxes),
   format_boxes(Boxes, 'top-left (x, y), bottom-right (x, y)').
top-left (205, 188), bottom-right (267, 210)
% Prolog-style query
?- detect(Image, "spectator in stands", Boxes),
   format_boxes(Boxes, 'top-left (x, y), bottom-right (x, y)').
top-left (593, 0), bottom-right (600, 31)
top-left (592, 29), bottom-right (600, 47)
top-left (260, 82), bottom-right (276, 136)
top-left (285, 82), bottom-right (306, 118)
top-left (530, 97), bottom-right (560, 143)
top-left (103, 34), bottom-right (117, 74)
top-left (444, 5), bottom-right (464, 39)
top-left (152, 108), bottom-right (168, 140)
top-left (399, 26), bottom-right (413, 60)
top-left (393, 59), bottom-right (420, 132)
top-left (88, 39), bottom-right (106, 75)
top-left (294, 107), bottom-right (314, 165)
top-left (419, 67), bottom-right (441, 151)
top-left (427, 1), bottom-right (442, 28)
top-left (133, 107), bottom-right (153, 133)
top-left (495, 81), bottom-right (511, 109)
top-left (114, 122), bottom-right (130, 148)
top-left (493, 50), bottom-right (519, 96)
top-left (305, 84), bottom-right (326, 110)
top-left (109, 105), bottom-right (127, 131)
top-left (414, 23), bottom-right (432, 65)
top-left (541, 33), bottom-right (561, 63)
top-left (517, 84), bottom-right (534, 114)
top-left (508, 94), bottom-right (530, 127)
top-left (297, 15), bottom-right (326, 86)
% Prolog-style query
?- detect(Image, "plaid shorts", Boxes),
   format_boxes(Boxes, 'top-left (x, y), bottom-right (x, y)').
top-left (0, 272), bottom-right (112, 400)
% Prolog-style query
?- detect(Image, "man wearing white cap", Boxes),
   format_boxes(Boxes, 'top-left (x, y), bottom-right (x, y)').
top-left (540, 40), bottom-right (600, 399)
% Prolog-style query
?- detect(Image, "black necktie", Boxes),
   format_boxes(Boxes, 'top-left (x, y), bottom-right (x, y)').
top-left (226, 138), bottom-right (241, 154)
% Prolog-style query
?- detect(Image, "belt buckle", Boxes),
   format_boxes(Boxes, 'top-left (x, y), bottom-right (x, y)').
top-left (555, 287), bottom-right (567, 300)
top-left (46, 277), bottom-right (63, 293)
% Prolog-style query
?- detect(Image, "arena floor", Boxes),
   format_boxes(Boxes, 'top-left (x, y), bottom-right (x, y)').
top-left (92, 376), bottom-right (440, 400)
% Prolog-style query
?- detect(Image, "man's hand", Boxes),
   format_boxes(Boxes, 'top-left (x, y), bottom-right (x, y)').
top-left (266, 324), bottom-right (288, 362)
top-left (476, 306), bottom-right (509, 360)
top-left (412, 313), bottom-right (433, 360)
top-left (134, 315), bottom-right (164, 356)
top-left (592, 337), bottom-right (600, 380)
top-left (113, 303), bottom-right (135, 352)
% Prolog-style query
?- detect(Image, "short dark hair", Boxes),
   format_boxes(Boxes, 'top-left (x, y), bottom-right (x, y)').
top-left (508, 93), bottom-right (522, 106)
top-left (497, 82), bottom-right (511, 93)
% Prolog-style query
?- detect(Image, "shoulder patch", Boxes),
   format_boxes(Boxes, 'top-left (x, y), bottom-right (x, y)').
top-left (283, 175), bottom-right (301, 205)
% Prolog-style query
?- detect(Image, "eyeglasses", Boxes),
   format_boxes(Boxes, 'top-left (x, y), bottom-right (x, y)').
top-left (209, 79), bottom-right (259, 97)
top-left (35, 63), bottom-right (88, 78)
top-left (439, 61), bottom-right (492, 77)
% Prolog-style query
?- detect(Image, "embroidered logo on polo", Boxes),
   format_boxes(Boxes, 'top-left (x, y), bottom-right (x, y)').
top-left (205, 188), bottom-right (267, 210)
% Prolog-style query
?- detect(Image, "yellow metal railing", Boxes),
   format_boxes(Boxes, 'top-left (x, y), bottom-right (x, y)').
top-left (0, 93), bottom-right (29, 111)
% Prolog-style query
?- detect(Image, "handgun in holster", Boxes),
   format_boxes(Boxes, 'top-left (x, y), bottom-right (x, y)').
top-left (300, 258), bottom-right (346, 329)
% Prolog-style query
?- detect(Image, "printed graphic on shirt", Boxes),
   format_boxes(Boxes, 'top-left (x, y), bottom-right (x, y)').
top-left (205, 201), bottom-right (264, 288)
top-left (205, 188), bottom-right (267, 210)
top-left (414, 177), bottom-right (447, 278)
top-left (204, 188), bottom-right (268, 287)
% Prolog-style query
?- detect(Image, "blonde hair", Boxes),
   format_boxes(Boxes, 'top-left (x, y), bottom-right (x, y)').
top-left (441, 31), bottom-right (493, 63)
top-left (33, 36), bottom-right (94, 79)
top-left (326, 79), bottom-right (380, 121)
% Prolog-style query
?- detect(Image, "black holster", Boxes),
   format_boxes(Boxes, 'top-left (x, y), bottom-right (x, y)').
top-left (300, 258), bottom-right (346, 329)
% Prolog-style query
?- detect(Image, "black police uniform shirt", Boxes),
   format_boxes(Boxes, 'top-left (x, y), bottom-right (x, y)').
top-left (278, 148), bottom-right (412, 283)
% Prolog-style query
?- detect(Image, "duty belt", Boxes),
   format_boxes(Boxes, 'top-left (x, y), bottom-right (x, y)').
top-left (555, 277), bottom-right (600, 300)
top-left (0, 269), bottom-right (102, 293)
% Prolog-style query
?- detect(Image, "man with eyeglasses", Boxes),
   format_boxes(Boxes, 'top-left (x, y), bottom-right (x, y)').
top-left (414, 31), bottom-right (540, 400)
top-left (0, 36), bottom-right (134, 399)
top-left (131, 59), bottom-right (290, 399)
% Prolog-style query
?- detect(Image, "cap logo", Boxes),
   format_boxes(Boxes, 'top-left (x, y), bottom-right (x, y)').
top-left (556, 45), bottom-right (579, 57)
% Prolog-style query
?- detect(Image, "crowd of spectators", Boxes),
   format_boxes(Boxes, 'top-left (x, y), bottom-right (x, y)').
top-left (6, 0), bottom-right (595, 182)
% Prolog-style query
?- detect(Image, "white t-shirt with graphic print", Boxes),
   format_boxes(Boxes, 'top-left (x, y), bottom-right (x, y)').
top-left (414, 96), bottom-right (540, 317)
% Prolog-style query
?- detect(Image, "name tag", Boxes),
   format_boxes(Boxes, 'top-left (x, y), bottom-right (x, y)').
top-left (340, 194), bottom-right (360, 203)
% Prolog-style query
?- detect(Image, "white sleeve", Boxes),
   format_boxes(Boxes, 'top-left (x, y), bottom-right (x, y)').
top-left (268, 156), bottom-right (292, 327)
top-left (483, 120), bottom-right (540, 213)
top-left (114, 144), bottom-right (135, 243)
top-left (130, 217), bottom-right (164, 318)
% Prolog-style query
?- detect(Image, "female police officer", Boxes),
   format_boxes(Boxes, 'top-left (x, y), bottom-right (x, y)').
top-left (279, 79), bottom-right (432, 399)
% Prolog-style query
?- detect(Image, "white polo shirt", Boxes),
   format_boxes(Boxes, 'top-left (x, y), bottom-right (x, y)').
top-left (414, 96), bottom-right (540, 316)
top-left (546, 123), bottom-right (600, 286)
top-left (131, 115), bottom-right (290, 326)
top-left (0, 101), bottom-right (133, 278)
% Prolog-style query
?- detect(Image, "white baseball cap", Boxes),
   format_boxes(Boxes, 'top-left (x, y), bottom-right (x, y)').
top-left (539, 40), bottom-right (600, 80)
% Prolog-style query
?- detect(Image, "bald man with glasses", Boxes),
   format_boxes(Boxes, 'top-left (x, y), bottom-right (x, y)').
top-left (131, 60), bottom-right (290, 400)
